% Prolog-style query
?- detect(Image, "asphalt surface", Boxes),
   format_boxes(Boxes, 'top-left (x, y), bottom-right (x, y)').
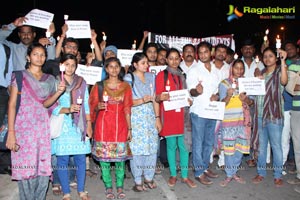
top-left (1, 158), bottom-right (300, 200)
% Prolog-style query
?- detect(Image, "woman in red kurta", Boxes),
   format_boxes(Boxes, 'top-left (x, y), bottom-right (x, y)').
top-left (89, 57), bottom-right (133, 199)
top-left (155, 48), bottom-right (196, 188)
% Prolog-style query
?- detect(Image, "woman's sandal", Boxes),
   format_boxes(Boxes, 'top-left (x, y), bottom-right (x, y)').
top-left (78, 191), bottom-right (91, 200)
top-left (144, 179), bottom-right (157, 189)
top-left (105, 188), bottom-right (115, 199)
top-left (62, 193), bottom-right (71, 200)
top-left (132, 184), bottom-right (147, 192)
top-left (219, 177), bottom-right (233, 187)
top-left (117, 188), bottom-right (126, 199)
top-left (52, 184), bottom-right (62, 196)
top-left (232, 174), bottom-right (246, 184)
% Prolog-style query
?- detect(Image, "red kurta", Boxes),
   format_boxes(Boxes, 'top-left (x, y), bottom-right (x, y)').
top-left (155, 71), bottom-right (184, 137)
top-left (89, 81), bottom-right (133, 161)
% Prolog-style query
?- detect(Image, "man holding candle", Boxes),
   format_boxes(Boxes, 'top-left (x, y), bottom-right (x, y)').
top-left (186, 41), bottom-right (220, 185)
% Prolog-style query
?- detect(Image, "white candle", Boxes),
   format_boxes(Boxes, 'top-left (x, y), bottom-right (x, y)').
top-left (57, 36), bottom-right (60, 41)
top-left (90, 43), bottom-right (94, 49)
top-left (255, 55), bottom-right (259, 63)
top-left (64, 15), bottom-right (69, 21)
top-left (60, 64), bottom-right (65, 83)
top-left (102, 32), bottom-right (107, 41)
top-left (232, 78), bottom-right (236, 89)
top-left (77, 96), bottom-right (83, 105)
top-left (276, 35), bottom-right (281, 49)
top-left (46, 31), bottom-right (51, 38)
top-left (132, 40), bottom-right (136, 50)
top-left (234, 53), bottom-right (239, 60)
top-left (165, 80), bottom-right (170, 92)
top-left (263, 35), bottom-right (268, 43)
top-left (265, 29), bottom-right (269, 35)
top-left (103, 91), bottom-right (109, 102)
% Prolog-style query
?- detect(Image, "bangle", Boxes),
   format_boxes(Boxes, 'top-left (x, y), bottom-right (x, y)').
top-left (155, 116), bottom-right (160, 118)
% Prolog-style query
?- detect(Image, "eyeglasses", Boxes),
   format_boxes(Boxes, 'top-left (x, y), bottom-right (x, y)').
top-left (64, 45), bottom-right (78, 50)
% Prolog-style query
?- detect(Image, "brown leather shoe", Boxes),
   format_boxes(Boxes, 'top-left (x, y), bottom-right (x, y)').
top-left (252, 175), bottom-right (264, 184)
top-left (195, 174), bottom-right (213, 185)
top-left (168, 176), bottom-right (177, 187)
top-left (181, 178), bottom-right (197, 188)
top-left (246, 159), bottom-right (256, 167)
top-left (274, 178), bottom-right (283, 187)
top-left (204, 169), bottom-right (219, 178)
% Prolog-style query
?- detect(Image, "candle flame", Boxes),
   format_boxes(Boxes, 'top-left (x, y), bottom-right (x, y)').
top-left (265, 29), bottom-right (269, 35)
top-left (102, 32), bottom-right (106, 36)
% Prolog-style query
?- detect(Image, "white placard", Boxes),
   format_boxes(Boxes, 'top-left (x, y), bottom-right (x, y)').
top-left (197, 101), bottom-right (225, 120)
top-left (117, 49), bottom-right (142, 66)
top-left (163, 89), bottom-right (190, 111)
top-left (23, 9), bottom-right (54, 29)
top-left (75, 64), bottom-right (102, 85)
top-left (65, 21), bottom-right (91, 39)
top-left (238, 77), bottom-right (266, 95)
top-left (149, 65), bottom-right (167, 75)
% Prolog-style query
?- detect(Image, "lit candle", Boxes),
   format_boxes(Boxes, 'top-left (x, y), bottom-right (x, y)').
top-left (265, 29), bottom-right (269, 35)
top-left (46, 30), bottom-right (51, 38)
top-left (234, 53), bottom-right (239, 60)
top-left (64, 14), bottom-right (69, 21)
top-left (59, 64), bottom-right (65, 82)
top-left (276, 35), bottom-right (281, 57)
top-left (103, 91), bottom-right (109, 111)
top-left (232, 78), bottom-right (236, 89)
top-left (90, 43), bottom-right (95, 55)
top-left (165, 79), bottom-right (170, 92)
top-left (264, 29), bottom-right (269, 44)
top-left (102, 32), bottom-right (107, 41)
top-left (77, 96), bottom-right (83, 105)
top-left (57, 36), bottom-right (60, 41)
top-left (255, 55), bottom-right (259, 63)
top-left (132, 40), bottom-right (136, 50)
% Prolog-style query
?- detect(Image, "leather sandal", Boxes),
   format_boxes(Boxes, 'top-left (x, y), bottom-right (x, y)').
top-left (232, 175), bottom-right (246, 184)
top-left (252, 175), bottom-right (264, 184)
top-left (144, 179), bottom-right (157, 189)
top-left (168, 176), bottom-right (177, 187)
top-left (105, 188), bottom-right (115, 199)
top-left (52, 184), bottom-right (62, 196)
top-left (274, 178), bottom-right (283, 187)
top-left (219, 177), bottom-right (232, 187)
top-left (181, 178), bottom-right (197, 188)
top-left (132, 184), bottom-right (147, 192)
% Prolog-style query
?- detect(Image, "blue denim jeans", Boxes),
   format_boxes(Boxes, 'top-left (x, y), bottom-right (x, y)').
top-left (225, 150), bottom-right (243, 177)
top-left (257, 117), bottom-right (283, 179)
top-left (190, 113), bottom-right (216, 177)
top-left (57, 154), bottom-right (86, 194)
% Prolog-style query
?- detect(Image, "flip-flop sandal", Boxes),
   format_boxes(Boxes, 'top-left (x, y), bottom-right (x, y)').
top-left (52, 185), bottom-right (62, 196)
top-left (132, 184), bottom-right (147, 192)
top-left (144, 180), bottom-right (157, 189)
top-left (105, 188), bottom-right (115, 199)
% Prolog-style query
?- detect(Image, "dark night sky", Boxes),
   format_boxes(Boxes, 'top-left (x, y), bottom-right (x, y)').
top-left (1, 0), bottom-right (299, 55)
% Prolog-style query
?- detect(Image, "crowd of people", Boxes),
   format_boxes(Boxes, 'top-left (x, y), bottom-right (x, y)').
top-left (0, 15), bottom-right (300, 200)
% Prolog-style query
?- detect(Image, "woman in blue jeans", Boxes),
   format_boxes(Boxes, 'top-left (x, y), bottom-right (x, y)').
top-left (251, 47), bottom-right (288, 187)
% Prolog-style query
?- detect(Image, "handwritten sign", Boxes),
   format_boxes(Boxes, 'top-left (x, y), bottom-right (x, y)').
top-left (163, 89), bottom-right (190, 111)
top-left (23, 9), bottom-right (54, 29)
top-left (117, 49), bottom-right (142, 66)
top-left (65, 21), bottom-right (91, 39)
top-left (238, 77), bottom-right (266, 95)
top-left (149, 65), bottom-right (167, 75)
top-left (75, 64), bottom-right (102, 85)
top-left (197, 101), bottom-right (225, 120)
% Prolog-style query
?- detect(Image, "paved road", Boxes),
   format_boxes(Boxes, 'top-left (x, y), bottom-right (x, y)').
top-left (1, 158), bottom-right (299, 200)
